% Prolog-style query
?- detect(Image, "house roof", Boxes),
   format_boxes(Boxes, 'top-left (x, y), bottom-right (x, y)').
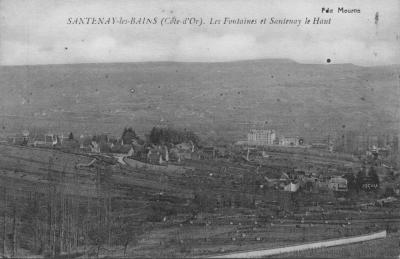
top-left (330, 177), bottom-right (347, 183)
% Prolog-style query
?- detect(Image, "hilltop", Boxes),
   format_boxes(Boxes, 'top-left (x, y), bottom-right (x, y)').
top-left (0, 60), bottom-right (399, 142)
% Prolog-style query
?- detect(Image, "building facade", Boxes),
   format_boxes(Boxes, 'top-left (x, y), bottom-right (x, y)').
top-left (247, 129), bottom-right (276, 146)
top-left (328, 177), bottom-right (348, 192)
top-left (279, 136), bottom-right (300, 146)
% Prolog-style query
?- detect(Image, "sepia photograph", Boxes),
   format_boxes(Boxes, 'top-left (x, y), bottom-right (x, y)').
top-left (0, 0), bottom-right (399, 257)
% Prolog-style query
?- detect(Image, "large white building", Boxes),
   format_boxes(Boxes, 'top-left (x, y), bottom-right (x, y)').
top-left (247, 129), bottom-right (276, 146)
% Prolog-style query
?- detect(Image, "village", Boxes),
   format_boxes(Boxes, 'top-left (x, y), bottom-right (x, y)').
top-left (2, 125), bottom-right (399, 199)
top-left (0, 122), bottom-right (400, 258)
top-left (1, 125), bottom-right (400, 257)
top-left (2, 0), bottom-right (400, 256)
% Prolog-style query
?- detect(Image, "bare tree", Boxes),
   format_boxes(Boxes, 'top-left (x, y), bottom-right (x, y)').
top-left (11, 188), bottom-right (17, 257)
top-left (2, 187), bottom-right (6, 257)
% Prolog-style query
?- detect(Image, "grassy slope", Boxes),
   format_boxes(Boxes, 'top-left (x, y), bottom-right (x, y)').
top-left (0, 60), bottom-right (399, 143)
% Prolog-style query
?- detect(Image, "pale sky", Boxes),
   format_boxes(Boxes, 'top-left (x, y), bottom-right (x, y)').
top-left (0, 0), bottom-right (399, 66)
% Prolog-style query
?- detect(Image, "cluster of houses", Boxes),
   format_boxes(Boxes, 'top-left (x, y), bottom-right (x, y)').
top-left (3, 130), bottom-right (228, 165)
top-left (2, 130), bottom-right (388, 196)
top-left (129, 142), bottom-right (223, 164)
top-left (5, 131), bottom-right (75, 148)
top-left (264, 170), bottom-right (349, 193)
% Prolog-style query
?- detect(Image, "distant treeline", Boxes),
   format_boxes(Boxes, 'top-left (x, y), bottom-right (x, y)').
top-left (70, 126), bottom-right (200, 146)
top-left (148, 127), bottom-right (200, 146)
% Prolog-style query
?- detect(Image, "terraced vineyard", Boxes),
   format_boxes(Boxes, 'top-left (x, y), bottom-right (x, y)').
top-left (0, 144), bottom-right (398, 257)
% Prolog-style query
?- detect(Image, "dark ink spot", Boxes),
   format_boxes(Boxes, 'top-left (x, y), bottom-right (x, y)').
top-left (326, 58), bottom-right (331, 63)
top-left (375, 12), bottom-right (379, 25)
top-left (237, 91), bottom-right (241, 94)
top-left (342, 125), bottom-right (346, 129)
top-left (64, 47), bottom-right (68, 50)
top-left (220, 93), bottom-right (223, 96)
top-left (360, 97), bottom-right (365, 101)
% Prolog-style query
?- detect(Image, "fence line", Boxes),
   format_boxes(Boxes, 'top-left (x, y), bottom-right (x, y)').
top-left (208, 230), bottom-right (387, 258)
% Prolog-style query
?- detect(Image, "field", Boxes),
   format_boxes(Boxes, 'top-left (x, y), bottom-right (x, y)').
top-left (0, 61), bottom-right (399, 143)
top-left (0, 143), bottom-right (399, 258)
